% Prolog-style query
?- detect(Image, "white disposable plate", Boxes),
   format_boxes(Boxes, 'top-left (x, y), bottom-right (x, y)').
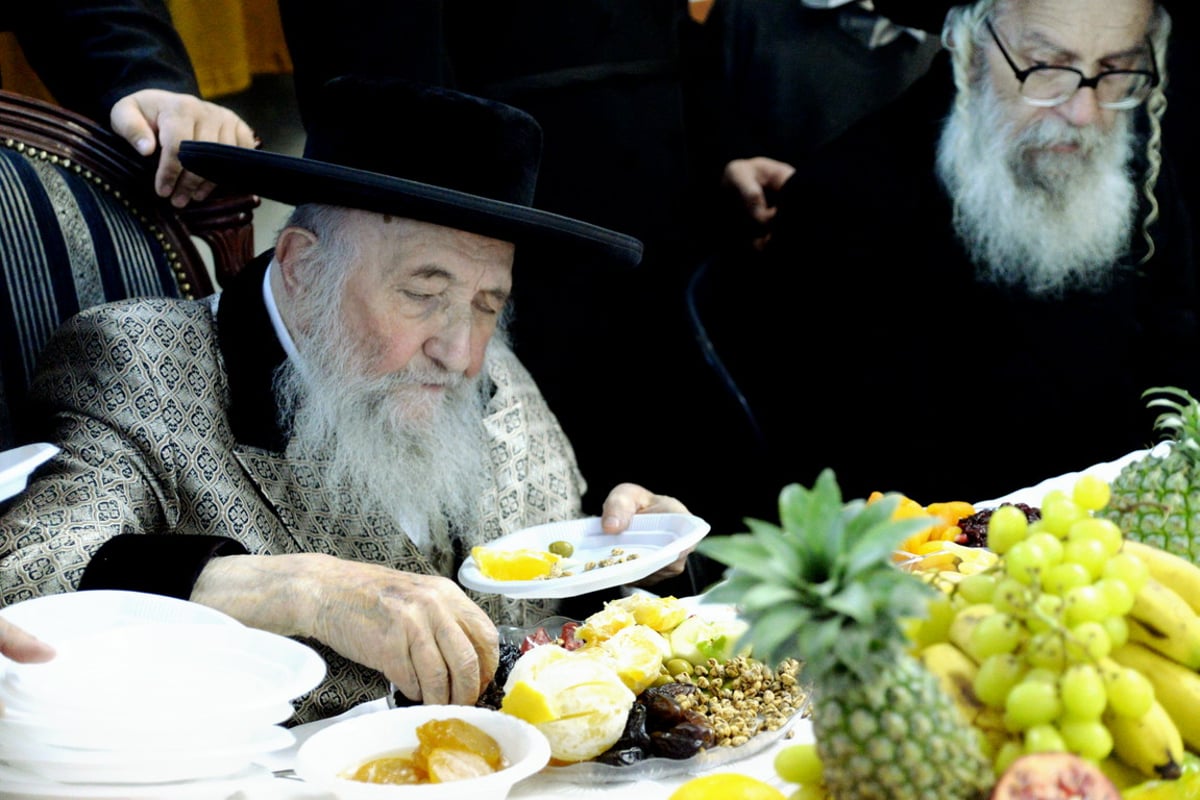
top-left (0, 761), bottom-right (274, 799)
top-left (2, 623), bottom-right (325, 719)
top-left (0, 443), bottom-right (58, 502)
top-left (458, 513), bottom-right (710, 599)
top-left (0, 700), bottom-right (299, 751)
top-left (0, 724), bottom-right (294, 784)
top-left (0, 589), bottom-right (242, 651)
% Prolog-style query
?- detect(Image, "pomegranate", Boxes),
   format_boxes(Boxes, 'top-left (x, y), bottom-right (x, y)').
top-left (990, 753), bottom-right (1121, 800)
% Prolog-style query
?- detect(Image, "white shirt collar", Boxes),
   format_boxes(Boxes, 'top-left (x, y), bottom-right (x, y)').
top-left (264, 260), bottom-right (302, 365)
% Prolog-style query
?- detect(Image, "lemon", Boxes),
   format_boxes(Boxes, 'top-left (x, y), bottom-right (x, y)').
top-left (668, 773), bottom-right (787, 800)
top-left (593, 624), bottom-right (670, 694)
top-left (470, 546), bottom-right (559, 581)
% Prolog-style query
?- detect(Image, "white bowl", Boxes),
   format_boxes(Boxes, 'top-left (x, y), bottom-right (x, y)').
top-left (295, 705), bottom-right (551, 800)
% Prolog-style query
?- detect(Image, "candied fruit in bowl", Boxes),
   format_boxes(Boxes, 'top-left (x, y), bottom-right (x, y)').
top-left (344, 717), bottom-right (508, 785)
top-left (416, 718), bottom-right (504, 771)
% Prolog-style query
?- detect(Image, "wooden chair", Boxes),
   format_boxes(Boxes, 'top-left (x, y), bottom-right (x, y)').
top-left (0, 89), bottom-right (259, 448)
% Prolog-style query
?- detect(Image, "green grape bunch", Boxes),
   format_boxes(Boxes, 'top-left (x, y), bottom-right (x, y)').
top-left (915, 475), bottom-right (1160, 775)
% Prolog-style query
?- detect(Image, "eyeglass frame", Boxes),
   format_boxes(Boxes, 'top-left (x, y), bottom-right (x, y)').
top-left (984, 18), bottom-right (1159, 110)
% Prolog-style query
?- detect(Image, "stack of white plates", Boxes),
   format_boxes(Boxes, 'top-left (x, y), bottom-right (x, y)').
top-left (0, 590), bottom-right (326, 797)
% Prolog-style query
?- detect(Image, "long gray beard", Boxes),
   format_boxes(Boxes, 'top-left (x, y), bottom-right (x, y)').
top-left (274, 340), bottom-right (491, 557)
top-left (935, 76), bottom-right (1139, 297)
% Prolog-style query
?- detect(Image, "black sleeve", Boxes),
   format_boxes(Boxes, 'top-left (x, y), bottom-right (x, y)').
top-left (10, 0), bottom-right (200, 124)
top-left (78, 534), bottom-right (249, 600)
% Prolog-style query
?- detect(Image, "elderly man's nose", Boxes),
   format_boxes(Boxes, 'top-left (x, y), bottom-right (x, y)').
top-left (1058, 85), bottom-right (1103, 127)
top-left (425, 311), bottom-right (473, 372)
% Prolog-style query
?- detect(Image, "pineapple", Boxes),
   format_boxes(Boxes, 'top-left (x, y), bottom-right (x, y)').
top-left (697, 469), bottom-right (993, 800)
top-left (1101, 386), bottom-right (1200, 563)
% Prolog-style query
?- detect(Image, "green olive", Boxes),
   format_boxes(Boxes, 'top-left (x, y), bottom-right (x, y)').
top-left (548, 540), bottom-right (574, 557)
top-left (666, 658), bottom-right (695, 676)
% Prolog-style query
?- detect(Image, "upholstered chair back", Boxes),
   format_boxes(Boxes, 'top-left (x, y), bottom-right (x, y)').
top-left (0, 89), bottom-right (257, 448)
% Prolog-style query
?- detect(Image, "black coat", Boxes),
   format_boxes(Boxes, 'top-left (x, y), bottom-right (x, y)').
top-left (3, 0), bottom-right (198, 124)
top-left (700, 52), bottom-right (1200, 514)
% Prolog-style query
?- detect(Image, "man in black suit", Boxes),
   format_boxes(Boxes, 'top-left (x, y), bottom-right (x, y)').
top-left (4, 0), bottom-right (255, 206)
top-left (698, 0), bottom-right (1197, 516)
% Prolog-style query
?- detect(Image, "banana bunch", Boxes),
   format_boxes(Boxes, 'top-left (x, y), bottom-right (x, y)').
top-left (1107, 539), bottom-right (1200, 779)
top-left (917, 641), bottom-right (1015, 756)
top-left (912, 537), bottom-right (1200, 782)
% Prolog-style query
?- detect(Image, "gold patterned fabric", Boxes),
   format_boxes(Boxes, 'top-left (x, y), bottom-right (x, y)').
top-left (0, 293), bottom-right (585, 723)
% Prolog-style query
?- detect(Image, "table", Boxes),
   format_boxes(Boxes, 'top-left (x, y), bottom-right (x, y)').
top-left (233, 697), bottom-right (811, 799)
top-left (228, 446), bottom-right (1160, 799)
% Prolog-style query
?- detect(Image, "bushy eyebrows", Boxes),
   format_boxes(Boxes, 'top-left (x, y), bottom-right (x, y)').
top-left (395, 264), bottom-right (511, 304)
top-left (1015, 26), bottom-right (1148, 64)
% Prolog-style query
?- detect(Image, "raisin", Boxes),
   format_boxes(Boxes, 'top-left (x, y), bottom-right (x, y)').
top-left (956, 503), bottom-right (1041, 548)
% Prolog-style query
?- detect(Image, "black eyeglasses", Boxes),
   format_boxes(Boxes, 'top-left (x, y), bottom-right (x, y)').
top-left (985, 18), bottom-right (1159, 110)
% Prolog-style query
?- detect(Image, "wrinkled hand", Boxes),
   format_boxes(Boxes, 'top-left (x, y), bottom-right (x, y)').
top-left (109, 89), bottom-right (257, 208)
top-left (600, 483), bottom-right (692, 584)
top-left (0, 618), bottom-right (55, 714)
top-left (191, 553), bottom-right (498, 707)
top-left (721, 157), bottom-right (796, 251)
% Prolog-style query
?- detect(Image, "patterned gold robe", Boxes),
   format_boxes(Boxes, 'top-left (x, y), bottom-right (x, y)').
top-left (0, 255), bottom-right (587, 723)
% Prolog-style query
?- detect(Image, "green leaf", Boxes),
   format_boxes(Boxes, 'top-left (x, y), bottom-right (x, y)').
top-left (794, 618), bottom-right (843, 675)
top-left (739, 583), bottom-right (803, 611)
top-left (742, 604), bottom-right (808, 666)
top-left (824, 581), bottom-right (876, 625)
top-left (748, 521), bottom-right (804, 577)
top-left (702, 573), bottom-right (762, 605)
top-left (696, 534), bottom-right (785, 584)
top-left (844, 493), bottom-right (901, 532)
top-left (844, 515), bottom-right (935, 576)
top-left (777, 471), bottom-right (845, 565)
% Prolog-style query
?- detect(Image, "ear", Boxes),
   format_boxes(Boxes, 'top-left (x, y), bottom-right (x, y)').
top-left (274, 226), bottom-right (319, 298)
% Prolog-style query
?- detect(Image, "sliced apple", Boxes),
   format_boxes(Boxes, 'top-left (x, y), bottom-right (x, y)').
top-left (668, 615), bottom-right (751, 665)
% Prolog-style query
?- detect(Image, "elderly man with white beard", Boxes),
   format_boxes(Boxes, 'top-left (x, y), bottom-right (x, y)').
top-left (691, 0), bottom-right (1198, 530)
top-left (0, 77), bottom-right (697, 724)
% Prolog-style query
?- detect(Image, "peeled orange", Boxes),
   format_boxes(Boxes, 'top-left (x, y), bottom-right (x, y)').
top-left (470, 546), bottom-right (559, 581)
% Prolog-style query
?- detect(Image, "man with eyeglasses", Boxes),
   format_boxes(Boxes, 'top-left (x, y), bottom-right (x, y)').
top-left (691, 0), bottom-right (1197, 521)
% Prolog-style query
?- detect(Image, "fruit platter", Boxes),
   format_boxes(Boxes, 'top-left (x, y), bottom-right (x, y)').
top-left (680, 387), bottom-right (1200, 800)
top-left (461, 593), bottom-right (809, 783)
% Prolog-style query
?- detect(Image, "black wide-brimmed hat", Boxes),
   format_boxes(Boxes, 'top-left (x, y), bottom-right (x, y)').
top-left (873, 0), bottom-right (1184, 34)
top-left (178, 76), bottom-right (643, 268)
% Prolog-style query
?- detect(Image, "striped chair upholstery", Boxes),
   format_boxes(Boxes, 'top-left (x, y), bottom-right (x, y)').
top-left (0, 90), bottom-right (257, 448)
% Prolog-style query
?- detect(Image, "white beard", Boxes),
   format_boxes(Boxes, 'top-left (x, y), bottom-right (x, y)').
top-left (274, 309), bottom-right (492, 554)
top-left (935, 74), bottom-right (1139, 296)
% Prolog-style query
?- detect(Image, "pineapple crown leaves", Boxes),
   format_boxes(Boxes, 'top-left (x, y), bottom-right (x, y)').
top-left (1143, 385), bottom-right (1200, 462)
top-left (697, 469), bottom-right (938, 681)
